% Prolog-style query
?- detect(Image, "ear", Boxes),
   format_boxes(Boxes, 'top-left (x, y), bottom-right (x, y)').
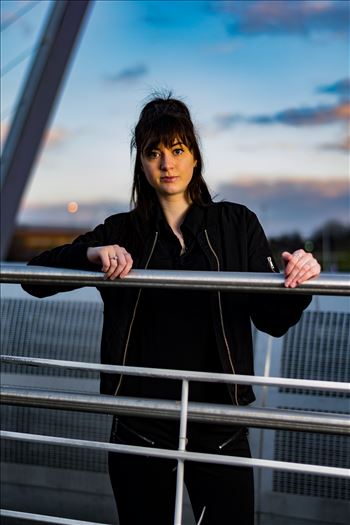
top-left (193, 159), bottom-right (198, 168)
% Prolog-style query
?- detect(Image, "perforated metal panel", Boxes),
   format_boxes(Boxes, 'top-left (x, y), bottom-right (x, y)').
top-left (1, 406), bottom-right (111, 472)
top-left (271, 310), bottom-right (350, 503)
top-left (279, 311), bottom-right (349, 397)
top-left (273, 412), bottom-right (350, 500)
top-left (1, 298), bottom-right (103, 377)
top-left (1, 297), bottom-right (109, 473)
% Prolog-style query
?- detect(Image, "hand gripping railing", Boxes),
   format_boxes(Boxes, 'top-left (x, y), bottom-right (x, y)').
top-left (1, 263), bottom-right (350, 525)
top-left (1, 262), bottom-right (349, 295)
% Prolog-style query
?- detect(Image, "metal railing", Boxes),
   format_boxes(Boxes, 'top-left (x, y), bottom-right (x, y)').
top-left (1, 359), bottom-right (349, 435)
top-left (1, 263), bottom-right (350, 295)
top-left (1, 264), bottom-right (350, 525)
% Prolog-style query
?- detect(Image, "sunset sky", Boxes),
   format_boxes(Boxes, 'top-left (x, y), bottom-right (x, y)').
top-left (1, 0), bottom-right (349, 235)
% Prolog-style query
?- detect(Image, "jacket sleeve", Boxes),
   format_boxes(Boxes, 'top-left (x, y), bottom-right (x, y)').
top-left (21, 220), bottom-right (111, 298)
top-left (246, 210), bottom-right (311, 337)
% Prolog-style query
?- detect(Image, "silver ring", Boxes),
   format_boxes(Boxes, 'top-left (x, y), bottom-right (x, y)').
top-left (109, 256), bottom-right (118, 260)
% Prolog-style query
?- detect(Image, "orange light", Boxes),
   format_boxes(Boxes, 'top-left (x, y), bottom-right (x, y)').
top-left (67, 201), bottom-right (79, 213)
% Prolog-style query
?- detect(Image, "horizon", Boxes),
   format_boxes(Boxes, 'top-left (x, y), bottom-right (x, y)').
top-left (19, 175), bottom-right (348, 238)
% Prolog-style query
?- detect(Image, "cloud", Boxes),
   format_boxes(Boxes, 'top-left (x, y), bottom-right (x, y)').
top-left (43, 127), bottom-right (71, 149)
top-left (253, 102), bottom-right (350, 126)
top-left (216, 177), bottom-right (349, 236)
top-left (213, 78), bottom-right (350, 150)
top-left (212, 0), bottom-right (348, 38)
top-left (322, 136), bottom-right (350, 152)
top-left (214, 101), bottom-right (350, 130)
top-left (0, 121), bottom-right (9, 145)
top-left (214, 113), bottom-right (243, 130)
top-left (104, 65), bottom-right (148, 85)
top-left (318, 78), bottom-right (350, 100)
top-left (1, 121), bottom-right (70, 150)
top-left (18, 177), bottom-right (349, 237)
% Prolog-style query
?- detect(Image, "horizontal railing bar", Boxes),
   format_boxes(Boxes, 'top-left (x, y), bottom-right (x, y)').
top-left (0, 509), bottom-right (109, 525)
top-left (1, 387), bottom-right (349, 434)
top-left (1, 430), bottom-right (349, 478)
top-left (1, 356), bottom-right (349, 393)
top-left (1, 263), bottom-right (349, 295)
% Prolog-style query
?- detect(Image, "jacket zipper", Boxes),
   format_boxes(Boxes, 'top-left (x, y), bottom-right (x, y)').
top-left (114, 231), bottom-right (159, 396)
top-left (218, 427), bottom-right (245, 450)
top-left (267, 256), bottom-right (277, 273)
top-left (204, 229), bottom-right (239, 406)
top-left (117, 420), bottom-right (155, 445)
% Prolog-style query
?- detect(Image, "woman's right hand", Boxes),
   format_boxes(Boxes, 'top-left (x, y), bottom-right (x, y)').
top-left (87, 245), bottom-right (133, 279)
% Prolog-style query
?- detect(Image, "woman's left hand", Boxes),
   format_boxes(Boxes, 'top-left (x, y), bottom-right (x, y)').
top-left (281, 249), bottom-right (321, 288)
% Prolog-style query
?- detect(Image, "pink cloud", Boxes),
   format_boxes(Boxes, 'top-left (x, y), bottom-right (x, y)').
top-left (43, 127), bottom-right (70, 149)
top-left (322, 135), bottom-right (350, 153)
top-left (217, 176), bottom-right (349, 235)
top-left (214, 0), bottom-right (348, 38)
top-left (1, 122), bottom-right (70, 149)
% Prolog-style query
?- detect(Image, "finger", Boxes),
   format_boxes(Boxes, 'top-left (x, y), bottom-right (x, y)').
top-left (103, 248), bottom-right (122, 278)
top-left (112, 252), bottom-right (133, 279)
top-left (284, 251), bottom-right (311, 277)
top-left (103, 256), bottom-right (119, 279)
top-left (295, 262), bottom-right (321, 285)
top-left (286, 262), bottom-right (313, 287)
top-left (101, 251), bottom-right (113, 273)
top-left (119, 253), bottom-right (133, 278)
top-left (294, 257), bottom-right (318, 279)
top-left (283, 249), bottom-right (305, 261)
top-left (283, 250), bottom-right (307, 274)
top-left (284, 254), bottom-right (313, 287)
top-left (108, 252), bottom-right (128, 280)
top-left (286, 260), bottom-right (320, 288)
top-left (282, 251), bottom-right (300, 276)
top-left (286, 255), bottom-right (312, 279)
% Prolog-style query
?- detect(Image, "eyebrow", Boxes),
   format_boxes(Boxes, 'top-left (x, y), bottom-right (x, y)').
top-left (144, 141), bottom-right (184, 152)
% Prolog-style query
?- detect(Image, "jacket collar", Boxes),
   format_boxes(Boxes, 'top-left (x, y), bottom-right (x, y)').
top-left (153, 201), bottom-right (206, 238)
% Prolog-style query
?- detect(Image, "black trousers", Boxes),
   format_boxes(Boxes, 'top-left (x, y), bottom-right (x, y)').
top-left (108, 417), bottom-right (254, 525)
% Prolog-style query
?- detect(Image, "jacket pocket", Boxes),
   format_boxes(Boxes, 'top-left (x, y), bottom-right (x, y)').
top-left (218, 427), bottom-right (249, 453)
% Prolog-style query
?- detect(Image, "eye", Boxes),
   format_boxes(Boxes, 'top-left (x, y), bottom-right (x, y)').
top-left (146, 150), bottom-right (160, 159)
top-left (173, 147), bottom-right (184, 156)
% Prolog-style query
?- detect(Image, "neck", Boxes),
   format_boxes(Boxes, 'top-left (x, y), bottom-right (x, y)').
top-left (158, 195), bottom-right (191, 232)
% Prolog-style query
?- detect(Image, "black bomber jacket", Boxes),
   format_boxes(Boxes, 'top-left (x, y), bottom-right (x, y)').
top-left (22, 201), bottom-right (312, 405)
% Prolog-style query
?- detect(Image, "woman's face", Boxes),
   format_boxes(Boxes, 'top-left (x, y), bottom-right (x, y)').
top-left (140, 139), bottom-right (197, 201)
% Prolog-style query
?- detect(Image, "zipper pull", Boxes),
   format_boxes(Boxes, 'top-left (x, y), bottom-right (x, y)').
top-left (267, 256), bottom-right (277, 272)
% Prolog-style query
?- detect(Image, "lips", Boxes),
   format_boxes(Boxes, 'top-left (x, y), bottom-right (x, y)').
top-left (160, 176), bottom-right (178, 183)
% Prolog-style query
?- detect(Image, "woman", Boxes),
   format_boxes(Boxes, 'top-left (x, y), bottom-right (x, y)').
top-left (24, 94), bottom-right (321, 525)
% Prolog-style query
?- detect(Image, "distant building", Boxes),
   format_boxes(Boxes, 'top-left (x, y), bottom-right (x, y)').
top-left (7, 226), bottom-right (86, 262)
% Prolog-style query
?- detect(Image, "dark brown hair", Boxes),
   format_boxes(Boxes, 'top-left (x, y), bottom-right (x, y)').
top-left (130, 93), bottom-right (212, 220)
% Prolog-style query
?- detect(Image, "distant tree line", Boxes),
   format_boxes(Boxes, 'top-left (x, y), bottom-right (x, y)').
top-left (8, 220), bottom-right (350, 272)
top-left (270, 220), bottom-right (350, 272)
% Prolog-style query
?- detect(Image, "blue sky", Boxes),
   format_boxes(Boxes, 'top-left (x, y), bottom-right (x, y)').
top-left (1, 0), bottom-right (349, 235)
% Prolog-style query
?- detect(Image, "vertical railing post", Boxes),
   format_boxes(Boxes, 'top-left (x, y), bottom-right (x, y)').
top-left (173, 379), bottom-right (189, 525)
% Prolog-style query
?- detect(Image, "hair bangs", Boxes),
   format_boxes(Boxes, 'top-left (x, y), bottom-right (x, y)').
top-left (140, 115), bottom-right (195, 154)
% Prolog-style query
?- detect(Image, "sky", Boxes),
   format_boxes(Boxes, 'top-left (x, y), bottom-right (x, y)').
top-left (1, 0), bottom-right (349, 236)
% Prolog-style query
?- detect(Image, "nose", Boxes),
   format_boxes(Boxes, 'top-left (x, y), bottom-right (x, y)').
top-left (160, 151), bottom-right (175, 171)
